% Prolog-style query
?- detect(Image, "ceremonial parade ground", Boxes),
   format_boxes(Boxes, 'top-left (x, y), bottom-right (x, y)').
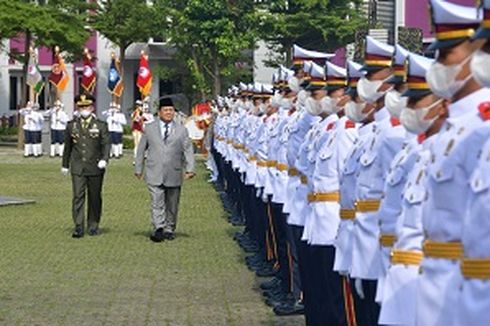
top-left (0, 148), bottom-right (301, 325)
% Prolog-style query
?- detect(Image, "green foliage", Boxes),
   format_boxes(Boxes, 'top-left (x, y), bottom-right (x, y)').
top-left (92, 0), bottom-right (160, 53)
top-left (0, 126), bottom-right (18, 136)
top-left (257, 0), bottom-right (366, 66)
top-left (154, 0), bottom-right (259, 98)
top-left (0, 0), bottom-right (91, 62)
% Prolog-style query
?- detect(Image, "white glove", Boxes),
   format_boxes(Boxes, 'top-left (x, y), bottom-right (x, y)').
top-left (61, 168), bottom-right (69, 176)
top-left (355, 278), bottom-right (365, 299)
top-left (97, 160), bottom-right (107, 170)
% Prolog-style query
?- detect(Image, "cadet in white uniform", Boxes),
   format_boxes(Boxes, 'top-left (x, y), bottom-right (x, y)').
top-left (20, 102), bottom-right (44, 157)
top-left (374, 44), bottom-right (412, 305)
top-left (103, 102), bottom-right (127, 158)
top-left (417, 1), bottom-right (490, 325)
top-left (379, 53), bottom-right (446, 326)
top-left (305, 60), bottom-right (356, 325)
top-left (44, 100), bottom-right (68, 157)
top-left (456, 2), bottom-right (490, 324)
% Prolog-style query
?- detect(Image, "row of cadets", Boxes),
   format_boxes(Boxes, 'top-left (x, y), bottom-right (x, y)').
top-left (44, 99), bottom-right (69, 157)
top-left (379, 52), bottom-right (437, 326)
top-left (19, 101), bottom-right (44, 157)
top-left (348, 35), bottom-right (406, 325)
top-left (102, 102), bottom-right (127, 159)
top-left (289, 61), bottom-right (335, 324)
top-left (304, 58), bottom-right (358, 325)
top-left (373, 43), bottom-right (413, 307)
top-left (334, 59), bottom-right (365, 326)
top-left (283, 47), bottom-right (333, 320)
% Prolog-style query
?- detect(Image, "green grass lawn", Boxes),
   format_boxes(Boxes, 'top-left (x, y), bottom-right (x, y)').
top-left (0, 148), bottom-right (303, 325)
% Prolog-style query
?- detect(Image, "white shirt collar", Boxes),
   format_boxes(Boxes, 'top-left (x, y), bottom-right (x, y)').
top-left (374, 107), bottom-right (390, 122)
top-left (448, 87), bottom-right (490, 123)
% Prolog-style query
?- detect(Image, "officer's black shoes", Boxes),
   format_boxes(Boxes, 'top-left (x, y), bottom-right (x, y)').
top-left (88, 228), bottom-right (100, 236)
top-left (150, 228), bottom-right (164, 243)
top-left (273, 300), bottom-right (305, 316)
top-left (72, 226), bottom-right (84, 238)
top-left (260, 277), bottom-right (281, 290)
top-left (163, 232), bottom-right (175, 241)
top-left (256, 265), bottom-right (276, 277)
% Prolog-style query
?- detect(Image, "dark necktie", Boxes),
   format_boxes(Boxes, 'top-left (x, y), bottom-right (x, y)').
top-left (164, 123), bottom-right (169, 140)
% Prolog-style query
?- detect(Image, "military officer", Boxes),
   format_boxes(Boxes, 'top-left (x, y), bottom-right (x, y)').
top-left (62, 94), bottom-right (111, 238)
top-left (416, 1), bottom-right (490, 325)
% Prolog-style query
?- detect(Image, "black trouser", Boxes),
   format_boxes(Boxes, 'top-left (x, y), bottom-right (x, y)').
top-left (71, 173), bottom-right (104, 230)
top-left (308, 245), bottom-right (346, 326)
top-left (254, 191), bottom-right (268, 257)
top-left (286, 222), bottom-right (302, 300)
top-left (291, 225), bottom-right (313, 324)
top-left (351, 279), bottom-right (379, 326)
top-left (51, 129), bottom-right (64, 144)
top-left (211, 148), bottom-right (225, 187)
top-left (270, 202), bottom-right (290, 292)
top-left (243, 185), bottom-right (256, 237)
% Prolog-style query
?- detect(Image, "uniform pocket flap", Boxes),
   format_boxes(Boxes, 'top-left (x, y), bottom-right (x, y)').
top-left (470, 168), bottom-right (489, 193)
top-left (360, 149), bottom-right (377, 167)
top-left (430, 162), bottom-right (455, 183)
top-left (387, 166), bottom-right (405, 186)
top-left (404, 186), bottom-right (425, 204)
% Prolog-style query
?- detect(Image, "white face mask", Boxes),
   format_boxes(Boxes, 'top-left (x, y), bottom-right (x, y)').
top-left (80, 110), bottom-right (92, 118)
top-left (305, 97), bottom-right (323, 116)
top-left (289, 77), bottom-right (301, 93)
top-left (426, 55), bottom-right (473, 99)
top-left (345, 100), bottom-right (373, 122)
top-left (280, 98), bottom-right (293, 110)
top-left (271, 93), bottom-right (283, 108)
top-left (471, 49), bottom-right (490, 88)
top-left (385, 89), bottom-right (408, 119)
top-left (357, 75), bottom-right (392, 104)
top-left (258, 103), bottom-right (266, 114)
top-left (320, 96), bottom-right (340, 114)
top-left (297, 90), bottom-right (310, 108)
top-left (400, 99), bottom-right (443, 134)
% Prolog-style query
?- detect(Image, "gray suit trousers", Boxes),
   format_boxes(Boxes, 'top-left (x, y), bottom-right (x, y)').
top-left (148, 184), bottom-right (181, 233)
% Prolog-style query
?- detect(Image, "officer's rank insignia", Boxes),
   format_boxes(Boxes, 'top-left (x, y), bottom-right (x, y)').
top-left (71, 125), bottom-right (80, 143)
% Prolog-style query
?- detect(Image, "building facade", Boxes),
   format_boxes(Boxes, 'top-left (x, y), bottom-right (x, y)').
top-left (0, 32), bottom-right (181, 119)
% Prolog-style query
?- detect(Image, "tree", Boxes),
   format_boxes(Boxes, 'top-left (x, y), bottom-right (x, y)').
top-left (0, 0), bottom-right (91, 148)
top-left (257, 0), bottom-right (366, 66)
top-left (92, 0), bottom-right (160, 81)
top-left (155, 0), bottom-right (259, 100)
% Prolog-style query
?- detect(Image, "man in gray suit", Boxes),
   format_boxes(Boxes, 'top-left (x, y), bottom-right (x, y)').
top-left (134, 97), bottom-right (195, 242)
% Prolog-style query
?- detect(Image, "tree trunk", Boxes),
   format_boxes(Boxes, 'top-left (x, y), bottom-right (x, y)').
top-left (284, 40), bottom-right (293, 68)
top-left (17, 31), bottom-right (32, 150)
top-left (212, 57), bottom-right (221, 98)
top-left (190, 48), bottom-right (206, 102)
